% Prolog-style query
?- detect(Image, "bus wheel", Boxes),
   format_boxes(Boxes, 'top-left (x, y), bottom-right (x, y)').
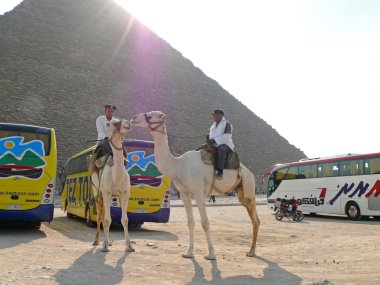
top-left (67, 212), bottom-right (74, 219)
top-left (27, 221), bottom-right (41, 229)
top-left (346, 202), bottom-right (361, 220)
top-left (86, 207), bottom-right (96, 227)
top-left (129, 223), bottom-right (143, 228)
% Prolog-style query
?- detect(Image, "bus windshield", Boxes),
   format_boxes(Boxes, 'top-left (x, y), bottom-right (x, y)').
top-left (0, 124), bottom-right (51, 155)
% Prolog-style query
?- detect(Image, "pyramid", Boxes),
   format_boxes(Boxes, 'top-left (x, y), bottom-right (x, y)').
top-left (0, 0), bottom-right (305, 191)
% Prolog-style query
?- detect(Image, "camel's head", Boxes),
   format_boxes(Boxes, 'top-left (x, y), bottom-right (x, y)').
top-left (106, 118), bottom-right (131, 137)
top-left (131, 111), bottom-right (166, 132)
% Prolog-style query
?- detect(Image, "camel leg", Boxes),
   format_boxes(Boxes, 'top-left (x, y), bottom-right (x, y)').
top-left (194, 194), bottom-right (216, 260)
top-left (181, 192), bottom-right (195, 258)
top-left (101, 192), bottom-right (112, 252)
top-left (120, 191), bottom-right (135, 252)
top-left (237, 189), bottom-right (260, 257)
top-left (93, 195), bottom-right (103, 246)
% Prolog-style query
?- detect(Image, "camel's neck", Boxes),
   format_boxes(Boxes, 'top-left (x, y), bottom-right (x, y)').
top-left (109, 135), bottom-right (125, 169)
top-left (151, 130), bottom-right (177, 179)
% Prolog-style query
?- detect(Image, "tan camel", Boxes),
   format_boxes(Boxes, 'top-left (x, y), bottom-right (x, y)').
top-left (131, 111), bottom-right (260, 259)
top-left (91, 118), bottom-right (135, 252)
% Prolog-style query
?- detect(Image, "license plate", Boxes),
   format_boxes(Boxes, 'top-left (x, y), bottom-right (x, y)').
top-left (8, 204), bottom-right (21, 210)
top-left (136, 208), bottom-right (146, 213)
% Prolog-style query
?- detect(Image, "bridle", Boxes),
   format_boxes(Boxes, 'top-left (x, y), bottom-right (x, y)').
top-left (109, 120), bottom-right (129, 151)
top-left (144, 113), bottom-right (167, 134)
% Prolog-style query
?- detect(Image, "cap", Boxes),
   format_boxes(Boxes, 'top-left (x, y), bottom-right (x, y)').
top-left (212, 109), bottom-right (224, 116)
top-left (104, 104), bottom-right (117, 110)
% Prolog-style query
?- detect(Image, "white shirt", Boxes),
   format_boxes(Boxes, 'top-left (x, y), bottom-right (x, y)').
top-left (209, 116), bottom-right (234, 150)
top-left (96, 115), bottom-right (114, 140)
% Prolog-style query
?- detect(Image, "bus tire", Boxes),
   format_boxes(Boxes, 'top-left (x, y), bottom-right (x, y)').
top-left (129, 222), bottom-right (143, 228)
top-left (26, 221), bottom-right (41, 229)
top-left (67, 212), bottom-right (74, 219)
top-left (346, 202), bottom-right (361, 220)
top-left (86, 206), bottom-right (96, 227)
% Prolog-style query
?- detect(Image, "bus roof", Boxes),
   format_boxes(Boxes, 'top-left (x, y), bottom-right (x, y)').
top-left (123, 139), bottom-right (154, 148)
top-left (68, 139), bottom-right (155, 160)
top-left (0, 123), bottom-right (52, 134)
top-left (264, 152), bottom-right (380, 175)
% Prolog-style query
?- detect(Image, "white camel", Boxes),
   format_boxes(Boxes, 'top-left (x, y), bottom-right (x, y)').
top-left (91, 118), bottom-right (135, 253)
top-left (131, 111), bottom-right (260, 259)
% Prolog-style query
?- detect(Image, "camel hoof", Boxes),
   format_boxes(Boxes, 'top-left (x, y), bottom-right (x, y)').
top-left (181, 253), bottom-right (194, 258)
top-left (92, 241), bottom-right (99, 246)
top-left (126, 247), bottom-right (135, 252)
top-left (204, 255), bottom-right (217, 260)
top-left (101, 247), bottom-right (110, 252)
top-left (246, 251), bottom-right (256, 257)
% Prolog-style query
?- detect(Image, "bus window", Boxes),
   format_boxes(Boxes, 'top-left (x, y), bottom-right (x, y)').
top-left (365, 157), bottom-right (380, 174)
top-left (340, 160), bottom-right (352, 176)
top-left (284, 166), bottom-right (298, 180)
top-left (340, 160), bottom-right (364, 176)
top-left (267, 167), bottom-right (288, 196)
top-left (299, 164), bottom-right (317, 178)
top-left (318, 162), bottom-right (339, 177)
top-left (355, 160), bottom-right (364, 175)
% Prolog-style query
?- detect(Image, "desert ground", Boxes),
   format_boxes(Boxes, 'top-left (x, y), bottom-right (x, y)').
top-left (0, 200), bottom-right (379, 285)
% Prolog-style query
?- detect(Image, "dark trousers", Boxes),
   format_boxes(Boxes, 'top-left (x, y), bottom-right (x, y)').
top-left (94, 137), bottom-right (112, 159)
top-left (215, 144), bottom-right (231, 172)
top-left (94, 137), bottom-right (127, 161)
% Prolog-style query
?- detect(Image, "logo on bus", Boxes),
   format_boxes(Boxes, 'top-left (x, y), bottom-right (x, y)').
top-left (297, 188), bottom-right (326, 206)
top-left (329, 180), bottom-right (380, 205)
top-left (126, 151), bottom-right (163, 187)
top-left (0, 136), bottom-right (46, 179)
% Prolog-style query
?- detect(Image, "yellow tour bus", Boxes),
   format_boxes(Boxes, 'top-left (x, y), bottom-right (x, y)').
top-left (0, 123), bottom-right (57, 228)
top-left (60, 139), bottom-right (171, 227)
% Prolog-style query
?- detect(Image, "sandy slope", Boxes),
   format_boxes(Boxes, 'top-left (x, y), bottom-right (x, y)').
top-left (0, 205), bottom-right (379, 285)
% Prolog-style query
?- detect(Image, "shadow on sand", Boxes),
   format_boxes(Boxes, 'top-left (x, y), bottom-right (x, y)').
top-left (53, 248), bottom-right (129, 285)
top-left (46, 216), bottom-right (178, 243)
top-left (0, 222), bottom-right (46, 249)
top-left (186, 256), bottom-right (302, 285)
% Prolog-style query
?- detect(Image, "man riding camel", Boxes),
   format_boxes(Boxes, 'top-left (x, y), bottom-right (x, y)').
top-left (94, 104), bottom-right (127, 164)
top-left (208, 109), bottom-right (234, 179)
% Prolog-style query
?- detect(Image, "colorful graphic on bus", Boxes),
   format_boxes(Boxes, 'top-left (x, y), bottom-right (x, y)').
top-left (127, 151), bottom-right (162, 187)
top-left (0, 136), bottom-right (46, 179)
top-left (0, 123), bottom-right (57, 226)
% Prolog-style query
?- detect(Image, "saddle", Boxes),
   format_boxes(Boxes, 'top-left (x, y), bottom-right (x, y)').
top-left (200, 147), bottom-right (240, 170)
top-left (87, 153), bottom-right (113, 173)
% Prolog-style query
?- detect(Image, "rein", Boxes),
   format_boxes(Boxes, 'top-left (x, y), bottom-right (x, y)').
top-left (109, 124), bottom-right (125, 151)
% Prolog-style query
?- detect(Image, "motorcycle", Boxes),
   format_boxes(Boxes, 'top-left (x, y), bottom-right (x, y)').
top-left (274, 198), bottom-right (304, 222)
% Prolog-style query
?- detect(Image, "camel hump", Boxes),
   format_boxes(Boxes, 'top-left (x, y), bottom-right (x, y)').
top-left (200, 148), bottom-right (240, 170)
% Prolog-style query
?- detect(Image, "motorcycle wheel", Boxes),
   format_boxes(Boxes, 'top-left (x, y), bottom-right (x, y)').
top-left (275, 210), bottom-right (284, 221)
top-left (293, 211), bottom-right (304, 222)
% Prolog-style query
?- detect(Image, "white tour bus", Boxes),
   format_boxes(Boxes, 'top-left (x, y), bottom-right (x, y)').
top-left (263, 152), bottom-right (380, 220)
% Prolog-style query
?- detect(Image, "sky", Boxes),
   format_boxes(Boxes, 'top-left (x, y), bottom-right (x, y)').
top-left (1, 0), bottom-right (380, 159)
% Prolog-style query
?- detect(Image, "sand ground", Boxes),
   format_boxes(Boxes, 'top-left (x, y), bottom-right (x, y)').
top-left (0, 202), bottom-right (379, 285)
